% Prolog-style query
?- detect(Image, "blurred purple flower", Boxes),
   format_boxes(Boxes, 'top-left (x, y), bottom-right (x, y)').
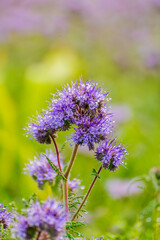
top-left (24, 149), bottom-right (82, 192)
top-left (152, 0), bottom-right (160, 7)
top-left (106, 178), bottom-right (144, 199)
top-left (145, 52), bottom-right (160, 68)
top-left (112, 104), bottom-right (132, 123)
top-left (68, 178), bottom-right (81, 192)
top-left (0, 203), bottom-right (13, 230)
top-left (13, 198), bottom-right (66, 239)
top-left (24, 149), bottom-right (63, 189)
top-left (1, 0), bottom-right (159, 67)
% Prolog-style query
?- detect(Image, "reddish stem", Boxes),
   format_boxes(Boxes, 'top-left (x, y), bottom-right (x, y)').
top-left (71, 165), bottom-right (103, 221)
top-left (36, 231), bottom-right (41, 240)
top-left (65, 181), bottom-right (69, 213)
top-left (50, 135), bottom-right (63, 172)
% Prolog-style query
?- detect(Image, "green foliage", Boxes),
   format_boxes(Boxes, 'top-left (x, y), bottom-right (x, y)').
top-left (91, 169), bottom-right (101, 179)
top-left (66, 221), bottom-right (85, 239)
top-left (50, 174), bottom-right (62, 195)
top-left (59, 142), bottom-right (67, 153)
top-left (68, 194), bottom-right (87, 218)
top-left (22, 193), bottom-right (38, 209)
top-left (1, 43), bottom-right (160, 239)
top-left (43, 154), bottom-right (67, 180)
top-left (0, 224), bottom-right (9, 240)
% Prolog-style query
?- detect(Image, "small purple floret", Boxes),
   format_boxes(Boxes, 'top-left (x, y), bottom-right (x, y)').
top-left (96, 139), bottom-right (127, 171)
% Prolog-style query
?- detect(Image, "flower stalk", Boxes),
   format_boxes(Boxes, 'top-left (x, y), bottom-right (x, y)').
top-left (71, 165), bottom-right (103, 221)
top-left (65, 144), bottom-right (79, 179)
top-left (63, 144), bottom-right (79, 213)
top-left (36, 231), bottom-right (41, 240)
top-left (50, 135), bottom-right (63, 173)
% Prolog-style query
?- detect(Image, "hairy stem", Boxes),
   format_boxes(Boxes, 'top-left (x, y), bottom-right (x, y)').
top-left (63, 144), bottom-right (79, 213)
top-left (63, 180), bottom-right (69, 213)
top-left (64, 144), bottom-right (79, 179)
top-left (50, 135), bottom-right (63, 172)
top-left (36, 231), bottom-right (41, 240)
top-left (50, 135), bottom-right (68, 214)
top-left (71, 165), bottom-right (103, 221)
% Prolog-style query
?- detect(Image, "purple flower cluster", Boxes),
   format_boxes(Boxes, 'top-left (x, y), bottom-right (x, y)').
top-left (24, 149), bottom-right (81, 191)
top-left (96, 139), bottom-right (127, 171)
top-left (26, 78), bottom-right (113, 150)
top-left (0, 203), bottom-right (13, 230)
top-left (13, 198), bottom-right (66, 239)
top-left (24, 149), bottom-right (62, 189)
top-left (25, 113), bottom-right (58, 145)
top-left (26, 78), bottom-right (128, 172)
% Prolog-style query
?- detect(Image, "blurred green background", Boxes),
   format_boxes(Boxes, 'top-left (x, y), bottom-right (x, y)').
top-left (0, 1), bottom-right (160, 238)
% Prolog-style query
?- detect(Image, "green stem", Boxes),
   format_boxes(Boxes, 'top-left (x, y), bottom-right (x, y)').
top-left (64, 144), bottom-right (79, 179)
top-left (50, 135), bottom-right (68, 214)
top-left (63, 144), bottom-right (79, 213)
top-left (63, 180), bottom-right (69, 213)
top-left (71, 165), bottom-right (103, 221)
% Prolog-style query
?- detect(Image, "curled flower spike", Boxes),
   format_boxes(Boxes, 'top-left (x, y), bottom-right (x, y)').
top-left (12, 198), bottom-right (67, 240)
top-left (71, 114), bottom-right (113, 150)
top-left (24, 149), bottom-right (63, 189)
top-left (25, 113), bottom-right (57, 144)
top-left (96, 139), bottom-right (127, 171)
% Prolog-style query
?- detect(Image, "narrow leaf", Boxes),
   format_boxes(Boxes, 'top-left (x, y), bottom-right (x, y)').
top-left (43, 154), bottom-right (66, 181)
top-left (91, 168), bottom-right (101, 179)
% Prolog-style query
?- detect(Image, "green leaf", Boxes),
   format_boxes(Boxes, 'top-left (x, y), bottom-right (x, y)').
top-left (66, 231), bottom-right (74, 239)
top-left (43, 154), bottom-right (66, 181)
top-left (51, 175), bottom-right (62, 195)
top-left (66, 221), bottom-right (85, 229)
top-left (91, 168), bottom-right (101, 179)
top-left (59, 142), bottom-right (67, 153)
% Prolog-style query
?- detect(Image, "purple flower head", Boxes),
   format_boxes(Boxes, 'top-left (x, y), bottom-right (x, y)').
top-left (48, 78), bottom-right (112, 137)
top-left (0, 203), bottom-right (13, 230)
top-left (12, 215), bottom-right (36, 240)
top-left (96, 139), bottom-right (127, 171)
top-left (62, 79), bottom-right (109, 113)
top-left (24, 149), bottom-right (63, 189)
top-left (13, 198), bottom-right (67, 239)
top-left (68, 178), bottom-right (81, 192)
top-left (60, 78), bottom-right (113, 150)
top-left (25, 112), bottom-right (57, 144)
top-left (71, 114), bottom-right (113, 150)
